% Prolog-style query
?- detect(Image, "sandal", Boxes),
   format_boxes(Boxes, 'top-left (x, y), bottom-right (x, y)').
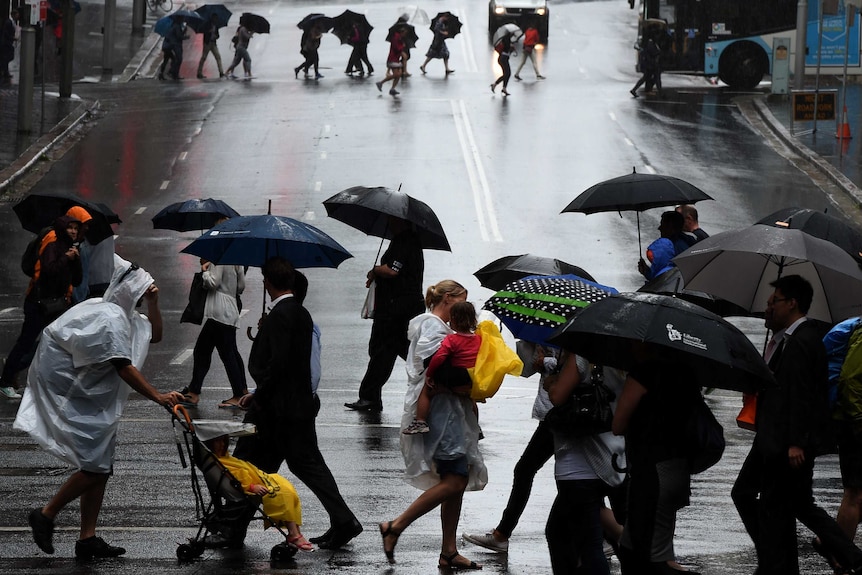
top-left (379, 521), bottom-right (400, 564)
top-left (218, 398), bottom-right (244, 409)
top-left (177, 388), bottom-right (199, 407)
top-left (439, 552), bottom-right (482, 570)
top-left (287, 534), bottom-right (314, 552)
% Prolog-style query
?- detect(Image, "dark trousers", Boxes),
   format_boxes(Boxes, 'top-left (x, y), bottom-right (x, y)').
top-left (494, 54), bottom-right (511, 88)
top-left (346, 44), bottom-right (372, 73)
top-left (357, 314), bottom-right (411, 404)
top-left (1, 300), bottom-right (47, 385)
top-left (497, 420), bottom-right (554, 537)
top-left (732, 438), bottom-right (862, 575)
top-left (189, 319), bottom-right (247, 397)
top-left (546, 478), bottom-right (609, 575)
top-left (233, 398), bottom-right (357, 529)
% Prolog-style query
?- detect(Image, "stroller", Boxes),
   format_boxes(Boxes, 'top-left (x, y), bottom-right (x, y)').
top-left (170, 405), bottom-right (298, 563)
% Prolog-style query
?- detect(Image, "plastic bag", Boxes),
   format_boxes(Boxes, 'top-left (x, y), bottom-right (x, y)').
top-left (468, 320), bottom-right (523, 401)
top-left (361, 280), bottom-right (376, 319)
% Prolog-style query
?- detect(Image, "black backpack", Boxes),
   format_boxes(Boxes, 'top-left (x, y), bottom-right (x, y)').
top-left (21, 226), bottom-right (53, 277)
top-left (685, 395), bottom-right (726, 474)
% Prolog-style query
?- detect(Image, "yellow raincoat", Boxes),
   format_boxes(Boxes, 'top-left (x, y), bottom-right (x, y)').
top-left (217, 454), bottom-right (302, 526)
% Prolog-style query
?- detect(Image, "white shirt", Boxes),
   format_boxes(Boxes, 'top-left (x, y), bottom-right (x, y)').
top-left (202, 264), bottom-right (244, 327)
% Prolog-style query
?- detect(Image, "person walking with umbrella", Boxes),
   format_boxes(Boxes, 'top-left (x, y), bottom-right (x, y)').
top-left (161, 15), bottom-right (188, 80)
top-left (419, 12), bottom-right (454, 75)
top-left (197, 13), bottom-right (224, 79)
top-left (491, 29), bottom-right (516, 96)
top-left (225, 18), bottom-right (253, 79)
top-left (630, 36), bottom-right (661, 97)
top-left (345, 218), bottom-right (425, 411)
top-left (375, 25), bottom-right (407, 96)
top-left (732, 275), bottom-right (862, 575)
top-left (294, 23), bottom-right (324, 79)
top-left (346, 21), bottom-right (373, 76)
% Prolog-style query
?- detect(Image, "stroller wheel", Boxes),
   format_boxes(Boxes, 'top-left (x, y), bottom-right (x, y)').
top-left (177, 542), bottom-right (203, 561)
top-left (270, 542), bottom-right (298, 563)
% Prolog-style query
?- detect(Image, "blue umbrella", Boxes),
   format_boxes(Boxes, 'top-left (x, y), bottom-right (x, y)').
top-left (484, 274), bottom-right (618, 345)
top-left (154, 9), bottom-right (204, 36)
top-left (151, 198), bottom-right (240, 232)
top-left (180, 215), bottom-right (353, 269)
top-left (194, 4), bottom-right (232, 29)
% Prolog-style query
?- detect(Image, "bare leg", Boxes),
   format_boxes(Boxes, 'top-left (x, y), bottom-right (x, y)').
top-left (42, 470), bottom-right (109, 539)
top-left (837, 487), bottom-right (862, 540)
top-left (79, 475), bottom-right (109, 540)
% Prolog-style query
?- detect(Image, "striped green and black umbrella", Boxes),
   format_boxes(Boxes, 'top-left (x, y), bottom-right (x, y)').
top-left (483, 274), bottom-right (618, 345)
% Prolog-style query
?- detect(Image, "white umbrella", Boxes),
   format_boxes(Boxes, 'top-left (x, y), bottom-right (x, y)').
top-left (672, 224), bottom-right (862, 323)
top-left (493, 23), bottom-right (523, 45)
top-left (397, 5), bottom-right (429, 24)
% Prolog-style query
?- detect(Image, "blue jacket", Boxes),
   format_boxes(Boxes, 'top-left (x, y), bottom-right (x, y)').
top-left (645, 237), bottom-right (676, 280)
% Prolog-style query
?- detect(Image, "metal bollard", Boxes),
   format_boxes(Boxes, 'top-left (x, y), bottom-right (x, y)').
top-left (17, 27), bottom-right (35, 133)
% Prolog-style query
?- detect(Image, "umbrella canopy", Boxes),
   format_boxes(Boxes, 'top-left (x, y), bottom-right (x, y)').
top-left (397, 5), bottom-right (430, 24)
top-left (180, 215), bottom-right (353, 269)
top-left (151, 198), bottom-right (241, 232)
top-left (194, 4), bottom-right (232, 29)
top-left (562, 167), bottom-right (713, 254)
top-left (548, 292), bottom-right (775, 393)
top-left (429, 11), bottom-right (462, 37)
top-left (493, 23), bottom-right (523, 45)
top-left (474, 254), bottom-right (596, 290)
top-left (241, 12), bottom-right (270, 34)
top-left (387, 22), bottom-right (419, 49)
top-left (484, 275), bottom-right (618, 345)
top-left (297, 13), bottom-right (333, 31)
top-left (323, 186), bottom-right (451, 251)
top-left (47, 0), bottom-right (81, 14)
top-left (637, 266), bottom-right (749, 317)
top-left (13, 192), bottom-right (121, 245)
top-left (330, 10), bottom-right (373, 45)
top-left (756, 206), bottom-right (862, 265)
top-left (155, 9), bottom-right (203, 35)
top-left (673, 224), bottom-right (862, 323)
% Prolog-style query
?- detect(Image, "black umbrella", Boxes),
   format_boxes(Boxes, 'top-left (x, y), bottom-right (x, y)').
top-left (429, 11), bottom-right (462, 38)
top-left (386, 22), bottom-right (419, 49)
top-left (240, 12), bottom-right (270, 34)
top-left (151, 198), bottom-right (241, 232)
top-left (323, 186), bottom-right (451, 251)
top-left (474, 254), bottom-right (596, 290)
top-left (331, 10), bottom-right (373, 45)
top-left (561, 167), bottom-right (713, 254)
top-left (548, 292), bottom-right (775, 394)
top-left (13, 192), bottom-right (121, 245)
top-left (194, 4), bottom-right (232, 29)
top-left (297, 13), bottom-right (333, 31)
top-left (756, 206), bottom-right (862, 266)
top-left (637, 266), bottom-right (749, 317)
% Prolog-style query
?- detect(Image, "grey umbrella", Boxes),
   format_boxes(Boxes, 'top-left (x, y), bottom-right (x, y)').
top-left (672, 224), bottom-right (862, 323)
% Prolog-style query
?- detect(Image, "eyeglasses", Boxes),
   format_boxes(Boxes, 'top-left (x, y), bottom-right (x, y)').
top-left (117, 263), bottom-right (140, 284)
top-left (767, 296), bottom-right (792, 307)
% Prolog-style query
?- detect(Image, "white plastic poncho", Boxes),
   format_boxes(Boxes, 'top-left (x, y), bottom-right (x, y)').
top-left (400, 312), bottom-right (488, 492)
top-left (14, 256), bottom-right (155, 473)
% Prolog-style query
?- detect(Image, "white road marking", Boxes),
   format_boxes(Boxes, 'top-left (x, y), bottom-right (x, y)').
top-left (624, 137), bottom-right (634, 147)
top-left (170, 349), bottom-right (194, 365)
top-left (320, 151), bottom-right (327, 159)
top-left (178, 151), bottom-right (187, 161)
top-left (458, 6), bottom-right (479, 73)
top-left (315, 181), bottom-right (322, 192)
top-left (451, 99), bottom-right (503, 243)
top-left (608, 112), bottom-right (617, 122)
top-left (304, 211), bottom-right (316, 220)
top-left (644, 165), bottom-right (656, 174)
top-left (160, 180), bottom-right (170, 190)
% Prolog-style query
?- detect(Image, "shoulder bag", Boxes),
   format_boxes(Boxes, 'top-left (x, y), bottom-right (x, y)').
top-left (544, 365), bottom-right (616, 437)
top-left (180, 272), bottom-right (206, 325)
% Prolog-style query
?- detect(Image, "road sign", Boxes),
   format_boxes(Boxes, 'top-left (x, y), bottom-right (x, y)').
top-left (792, 90), bottom-right (837, 121)
top-left (39, 0), bottom-right (47, 22)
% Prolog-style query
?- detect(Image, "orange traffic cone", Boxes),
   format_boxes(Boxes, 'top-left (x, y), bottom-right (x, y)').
top-left (837, 105), bottom-right (852, 139)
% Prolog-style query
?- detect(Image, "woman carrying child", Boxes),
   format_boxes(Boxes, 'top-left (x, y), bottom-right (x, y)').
top-left (206, 434), bottom-right (313, 551)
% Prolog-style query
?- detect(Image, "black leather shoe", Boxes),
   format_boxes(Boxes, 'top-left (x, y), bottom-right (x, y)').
top-left (75, 536), bottom-right (126, 559)
top-left (317, 519), bottom-right (363, 549)
top-left (28, 508), bottom-right (54, 554)
top-left (344, 399), bottom-right (382, 412)
top-left (309, 526), bottom-right (334, 545)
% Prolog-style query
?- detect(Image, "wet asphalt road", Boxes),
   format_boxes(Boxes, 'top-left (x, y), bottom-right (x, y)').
top-left (0, 0), bottom-right (860, 572)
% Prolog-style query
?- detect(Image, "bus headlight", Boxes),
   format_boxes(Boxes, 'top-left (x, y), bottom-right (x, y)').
top-left (536, 7), bottom-right (546, 15)
top-left (494, 6), bottom-right (506, 15)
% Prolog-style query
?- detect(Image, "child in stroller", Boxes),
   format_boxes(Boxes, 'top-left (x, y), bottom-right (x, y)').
top-left (172, 406), bottom-right (312, 562)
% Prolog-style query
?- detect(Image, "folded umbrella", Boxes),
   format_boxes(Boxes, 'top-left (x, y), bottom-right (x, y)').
top-left (474, 254), bottom-right (596, 290)
top-left (13, 192), bottom-right (121, 245)
top-left (548, 292), bottom-right (775, 394)
top-left (323, 186), bottom-right (451, 251)
top-left (194, 4), bottom-right (232, 29)
top-left (152, 198), bottom-right (240, 232)
top-left (484, 275), bottom-right (618, 345)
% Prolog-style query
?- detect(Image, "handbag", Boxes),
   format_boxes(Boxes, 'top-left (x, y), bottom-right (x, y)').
top-left (38, 296), bottom-right (70, 321)
top-left (544, 365), bottom-right (616, 437)
top-left (468, 321), bottom-right (523, 401)
top-left (686, 396), bottom-right (726, 474)
top-left (361, 280), bottom-right (376, 319)
top-left (736, 392), bottom-right (757, 431)
top-left (180, 272), bottom-right (206, 325)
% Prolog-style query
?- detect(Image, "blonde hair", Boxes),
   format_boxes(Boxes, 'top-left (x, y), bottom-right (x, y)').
top-left (425, 280), bottom-right (467, 310)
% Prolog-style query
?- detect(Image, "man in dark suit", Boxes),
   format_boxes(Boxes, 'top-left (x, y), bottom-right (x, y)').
top-left (732, 275), bottom-right (862, 574)
top-left (234, 257), bottom-right (362, 550)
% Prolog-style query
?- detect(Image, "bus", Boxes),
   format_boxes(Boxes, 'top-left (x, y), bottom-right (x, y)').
top-left (637, 0), bottom-right (798, 90)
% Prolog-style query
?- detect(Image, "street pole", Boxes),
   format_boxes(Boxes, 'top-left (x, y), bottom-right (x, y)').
top-left (131, 0), bottom-right (144, 33)
top-left (795, 0), bottom-right (808, 90)
top-left (59, 0), bottom-right (75, 97)
top-left (17, 26), bottom-right (35, 133)
top-left (102, 0), bottom-right (115, 73)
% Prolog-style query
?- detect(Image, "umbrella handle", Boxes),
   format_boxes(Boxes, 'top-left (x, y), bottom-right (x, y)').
top-left (246, 326), bottom-right (256, 341)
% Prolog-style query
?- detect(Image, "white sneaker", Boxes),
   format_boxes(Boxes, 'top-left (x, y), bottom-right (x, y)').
top-left (0, 386), bottom-right (22, 399)
top-left (462, 532), bottom-right (508, 552)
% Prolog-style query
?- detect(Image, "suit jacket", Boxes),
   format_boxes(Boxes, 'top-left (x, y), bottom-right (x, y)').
top-left (756, 319), bottom-right (833, 456)
top-left (247, 296), bottom-right (314, 422)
